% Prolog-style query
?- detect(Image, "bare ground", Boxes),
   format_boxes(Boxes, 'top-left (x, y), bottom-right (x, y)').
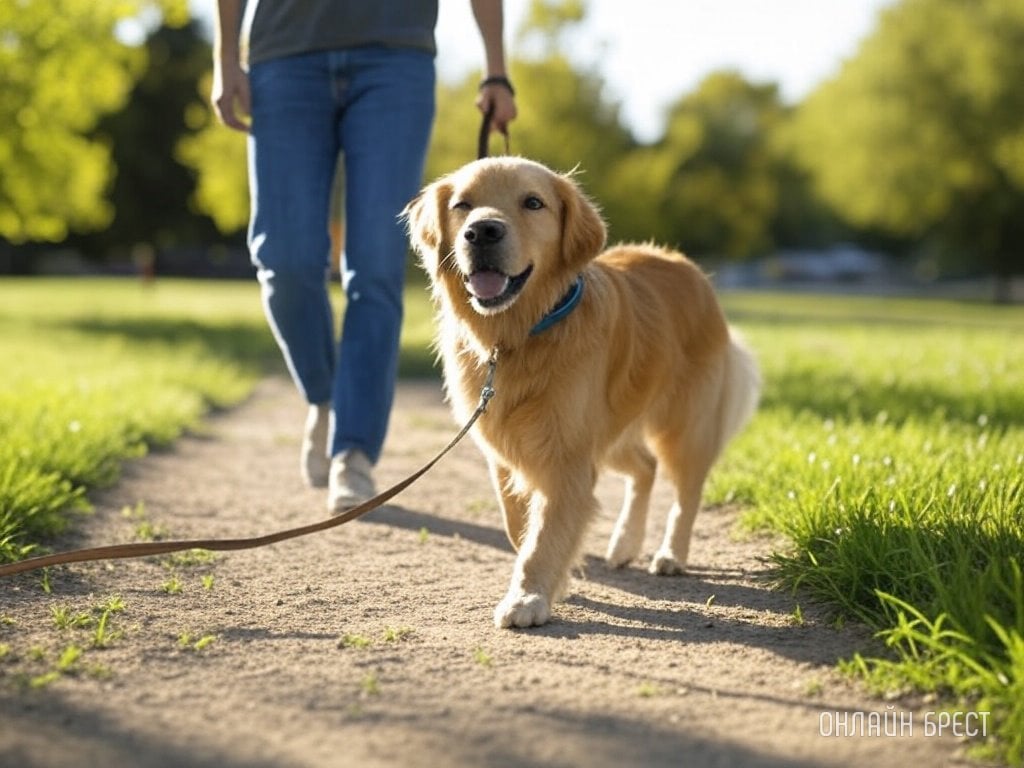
top-left (0, 376), bottom-right (977, 767)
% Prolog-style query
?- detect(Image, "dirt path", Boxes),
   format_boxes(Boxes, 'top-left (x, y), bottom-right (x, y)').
top-left (1, 376), bottom-right (974, 767)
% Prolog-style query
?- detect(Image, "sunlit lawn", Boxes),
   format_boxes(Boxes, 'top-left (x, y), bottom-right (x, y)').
top-left (0, 277), bottom-right (1021, 764)
top-left (0, 276), bottom-right (435, 564)
top-left (714, 291), bottom-right (1024, 764)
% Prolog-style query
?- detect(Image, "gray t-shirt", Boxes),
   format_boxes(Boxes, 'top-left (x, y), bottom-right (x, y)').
top-left (243, 0), bottom-right (439, 65)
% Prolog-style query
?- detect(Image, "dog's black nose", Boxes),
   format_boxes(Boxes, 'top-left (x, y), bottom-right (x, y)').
top-left (464, 219), bottom-right (506, 246)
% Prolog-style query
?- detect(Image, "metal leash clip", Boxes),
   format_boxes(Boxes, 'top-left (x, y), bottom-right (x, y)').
top-left (478, 349), bottom-right (499, 412)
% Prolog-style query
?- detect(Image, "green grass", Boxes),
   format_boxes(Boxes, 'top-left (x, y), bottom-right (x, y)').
top-left (713, 291), bottom-right (1024, 765)
top-left (0, 277), bottom-right (276, 562)
top-left (1, 278), bottom-right (1021, 763)
top-left (0, 276), bottom-right (438, 564)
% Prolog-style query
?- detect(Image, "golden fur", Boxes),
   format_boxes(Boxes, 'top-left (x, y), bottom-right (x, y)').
top-left (405, 157), bottom-right (760, 628)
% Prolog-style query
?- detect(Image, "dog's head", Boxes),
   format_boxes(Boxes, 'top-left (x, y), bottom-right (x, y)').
top-left (404, 158), bottom-right (606, 336)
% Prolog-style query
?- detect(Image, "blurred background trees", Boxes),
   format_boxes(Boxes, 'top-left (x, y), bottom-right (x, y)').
top-left (791, 0), bottom-right (1024, 301)
top-left (1, 0), bottom-right (1021, 298)
top-left (0, 0), bottom-right (187, 243)
top-left (82, 19), bottom-right (222, 259)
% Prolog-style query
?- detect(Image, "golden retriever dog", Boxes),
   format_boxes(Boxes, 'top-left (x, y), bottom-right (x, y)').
top-left (404, 157), bottom-right (760, 628)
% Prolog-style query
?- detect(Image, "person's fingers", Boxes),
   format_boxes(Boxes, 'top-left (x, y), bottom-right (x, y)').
top-left (212, 71), bottom-right (252, 132)
top-left (476, 87), bottom-right (517, 135)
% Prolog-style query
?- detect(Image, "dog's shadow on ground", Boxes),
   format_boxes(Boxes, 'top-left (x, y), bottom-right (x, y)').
top-left (364, 504), bottom-right (511, 551)
top-left (553, 554), bottom-right (875, 666)
top-left (367, 505), bottom-right (875, 667)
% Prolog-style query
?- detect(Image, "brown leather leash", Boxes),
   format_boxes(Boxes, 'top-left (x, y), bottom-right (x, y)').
top-left (478, 103), bottom-right (511, 161)
top-left (0, 350), bottom-right (499, 580)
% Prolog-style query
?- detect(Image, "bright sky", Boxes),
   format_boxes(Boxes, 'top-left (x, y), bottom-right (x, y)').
top-left (436, 0), bottom-right (896, 142)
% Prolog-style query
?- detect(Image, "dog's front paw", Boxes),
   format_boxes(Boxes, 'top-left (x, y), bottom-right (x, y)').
top-left (494, 591), bottom-right (551, 628)
top-left (649, 550), bottom-right (687, 576)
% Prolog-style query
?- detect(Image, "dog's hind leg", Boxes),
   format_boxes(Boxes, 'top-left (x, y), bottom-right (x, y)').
top-left (490, 461), bottom-right (529, 551)
top-left (650, 340), bottom-right (760, 575)
top-left (605, 442), bottom-right (657, 568)
top-left (649, 434), bottom-right (717, 576)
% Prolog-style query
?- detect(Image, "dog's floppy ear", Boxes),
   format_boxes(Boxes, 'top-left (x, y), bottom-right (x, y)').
top-left (402, 180), bottom-right (453, 272)
top-left (555, 172), bottom-right (606, 270)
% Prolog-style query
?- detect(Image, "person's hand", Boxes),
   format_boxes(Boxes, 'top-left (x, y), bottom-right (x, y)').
top-left (476, 78), bottom-right (517, 136)
top-left (211, 59), bottom-right (251, 132)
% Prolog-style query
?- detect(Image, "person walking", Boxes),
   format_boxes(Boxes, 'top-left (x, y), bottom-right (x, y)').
top-left (211, 1), bottom-right (516, 512)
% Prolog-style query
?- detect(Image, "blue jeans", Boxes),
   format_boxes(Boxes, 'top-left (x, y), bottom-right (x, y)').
top-left (248, 47), bottom-right (435, 464)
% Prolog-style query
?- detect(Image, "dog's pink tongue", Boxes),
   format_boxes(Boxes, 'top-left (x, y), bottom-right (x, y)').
top-left (467, 271), bottom-right (509, 300)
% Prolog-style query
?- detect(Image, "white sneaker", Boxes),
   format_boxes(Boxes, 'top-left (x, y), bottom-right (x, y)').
top-left (327, 449), bottom-right (376, 514)
top-left (301, 403), bottom-right (331, 488)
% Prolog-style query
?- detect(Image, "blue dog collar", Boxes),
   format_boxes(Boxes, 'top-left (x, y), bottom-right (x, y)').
top-left (530, 275), bottom-right (585, 336)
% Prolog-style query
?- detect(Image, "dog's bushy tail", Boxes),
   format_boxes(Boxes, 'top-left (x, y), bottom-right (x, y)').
top-left (719, 329), bottom-right (762, 445)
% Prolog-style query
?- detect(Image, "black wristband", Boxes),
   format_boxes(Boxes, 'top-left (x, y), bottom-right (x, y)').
top-left (479, 75), bottom-right (515, 96)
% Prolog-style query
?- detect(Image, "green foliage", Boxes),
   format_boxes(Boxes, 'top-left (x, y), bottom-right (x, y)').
top-left (381, 626), bottom-right (413, 643)
top-left (6, 594), bottom-right (127, 687)
top-left (792, 0), bottom-right (1024, 282)
top-left (518, 0), bottom-right (586, 50)
top-left (0, 0), bottom-right (189, 242)
top-left (339, 634), bottom-right (373, 650)
top-left (7, 0), bottom-right (1023, 288)
top-left (160, 576), bottom-right (184, 595)
top-left (850, 591), bottom-right (1024, 764)
top-left (607, 72), bottom-right (788, 257)
top-left (177, 632), bottom-right (217, 652)
top-left (86, 20), bottom-right (221, 255)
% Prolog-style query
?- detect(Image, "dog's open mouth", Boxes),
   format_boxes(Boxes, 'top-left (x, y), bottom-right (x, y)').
top-left (464, 264), bottom-right (533, 310)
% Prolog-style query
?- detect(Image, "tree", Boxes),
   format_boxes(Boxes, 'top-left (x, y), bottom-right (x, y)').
top-left (606, 71), bottom-right (788, 258)
top-left (82, 20), bottom-right (221, 257)
top-left (792, 0), bottom-right (1024, 299)
top-left (0, 0), bottom-right (188, 243)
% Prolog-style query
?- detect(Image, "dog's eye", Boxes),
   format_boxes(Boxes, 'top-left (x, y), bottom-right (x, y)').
top-left (523, 195), bottom-right (545, 211)
top-left (451, 200), bottom-right (472, 212)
